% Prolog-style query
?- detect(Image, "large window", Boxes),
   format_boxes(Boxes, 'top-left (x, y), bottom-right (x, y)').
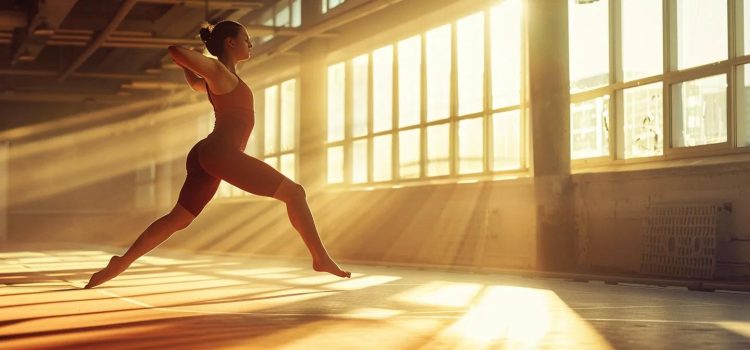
top-left (211, 78), bottom-right (298, 199)
top-left (322, 0), bottom-right (345, 14)
top-left (326, 1), bottom-right (524, 186)
top-left (255, 0), bottom-right (302, 43)
top-left (570, 0), bottom-right (744, 164)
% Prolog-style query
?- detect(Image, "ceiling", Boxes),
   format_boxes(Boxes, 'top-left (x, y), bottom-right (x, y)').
top-left (0, 0), bottom-right (304, 105)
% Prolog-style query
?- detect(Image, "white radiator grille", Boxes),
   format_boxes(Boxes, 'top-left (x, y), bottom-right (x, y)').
top-left (640, 203), bottom-right (728, 279)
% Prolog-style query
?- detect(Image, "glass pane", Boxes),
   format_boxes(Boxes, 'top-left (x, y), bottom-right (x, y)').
top-left (353, 54), bottom-right (369, 137)
top-left (275, 6), bottom-right (290, 27)
top-left (352, 139), bottom-right (368, 183)
top-left (327, 63), bottom-right (345, 142)
top-left (373, 134), bottom-right (392, 181)
top-left (399, 128), bottom-right (420, 179)
top-left (426, 24), bottom-right (451, 122)
top-left (569, 0), bottom-right (609, 92)
top-left (745, 0), bottom-right (750, 55)
top-left (621, 0), bottom-right (662, 81)
top-left (457, 12), bottom-right (484, 116)
top-left (492, 110), bottom-right (521, 171)
top-left (291, 0), bottom-right (301, 27)
top-left (280, 79), bottom-right (296, 152)
top-left (738, 65), bottom-right (750, 146)
top-left (622, 82), bottom-right (663, 158)
top-left (398, 35), bottom-right (421, 128)
top-left (280, 153), bottom-right (295, 181)
top-left (262, 18), bottom-right (273, 42)
top-left (458, 117), bottom-right (483, 174)
top-left (265, 156), bottom-right (278, 170)
top-left (491, 0), bottom-right (521, 108)
top-left (672, 74), bottom-right (727, 147)
top-left (676, 0), bottom-right (727, 70)
top-left (427, 123), bottom-right (450, 176)
top-left (571, 96), bottom-right (609, 159)
top-left (246, 131), bottom-right (259, 156)
top-left (327, 146), bottom-right (343, 184)
top-left (264, 85), bottom-right (278, 154)
top-left (373, 45), bottom-right (393, 132)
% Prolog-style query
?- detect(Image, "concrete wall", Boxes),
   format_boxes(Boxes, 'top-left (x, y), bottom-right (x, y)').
top-left (573, 162), bottom-right (750, 278)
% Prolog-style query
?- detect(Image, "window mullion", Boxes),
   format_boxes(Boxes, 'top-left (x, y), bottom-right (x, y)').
top-left (484, 9), bottom-right (492, 175)
top-left (450, 20), bottom-right (458, 177)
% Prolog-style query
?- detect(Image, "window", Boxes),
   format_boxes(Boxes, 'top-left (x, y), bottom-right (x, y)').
top-left (570, 0), bottom-right (744, 163)
top-left (255, 0), bottom-right (302, 43)
top-left (322, 0), bottom-right (345, 14)
top-left (620, 0), bottom-right (662, 81)
top-left (373, 46), bottom-right (393, 133)
top-left (398, 36), bottom-right (421, 128)
top-left (571, 96), bottom-right (609, 160)
top-left (457, 12), bottom-right (484, 116)
top-left (672, 74), bottom-right (727, 148)
top-left (327, 63), bottom-right (345, 142)
top-left (620, 82), bottom-right (663, 159)
top-left (426, 24), bottom-right (451, 122)
top-left (568, 0), bottom-right (609, 93)
top-left (326, 2), bottom-right (525, 186)
top-left (738, 64), bottom-right (750, 147)
top-left (675, 0), bottom-right (727, 70)
top-left (262, 78), bottom-right (298, 182)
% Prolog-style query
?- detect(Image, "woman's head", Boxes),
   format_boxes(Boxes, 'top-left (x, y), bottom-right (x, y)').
top-left (199, 21), bottom-right (252, 61)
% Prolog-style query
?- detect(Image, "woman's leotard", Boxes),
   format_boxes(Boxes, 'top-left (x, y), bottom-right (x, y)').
top-left (177, 73), bottom-right (286, 216)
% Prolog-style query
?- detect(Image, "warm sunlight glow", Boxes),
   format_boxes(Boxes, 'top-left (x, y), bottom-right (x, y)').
top-left (393, 281), bottom-right (483, 307)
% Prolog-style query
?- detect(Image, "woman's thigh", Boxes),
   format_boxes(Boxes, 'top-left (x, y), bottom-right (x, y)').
top-left (197, 142), bottom-right (287, 197)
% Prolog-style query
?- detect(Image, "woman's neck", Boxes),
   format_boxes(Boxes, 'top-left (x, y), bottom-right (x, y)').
top-left (218, 55), bottom-right (237, 74)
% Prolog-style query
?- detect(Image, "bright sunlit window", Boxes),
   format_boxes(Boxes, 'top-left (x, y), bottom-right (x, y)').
top-left (322, 0), bottom-right (345, 14)
top-left (326, 2), bottom-right (524, 186)
top-left (570, 0), bottom-right (744, 164)
top-left (263, 78), bottom-right (298, 182)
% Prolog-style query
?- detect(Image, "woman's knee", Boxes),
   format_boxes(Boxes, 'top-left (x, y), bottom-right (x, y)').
top-left (275, 179), bottom-right (305, 203)
top-left (168, 205), bottom-right (195, 230)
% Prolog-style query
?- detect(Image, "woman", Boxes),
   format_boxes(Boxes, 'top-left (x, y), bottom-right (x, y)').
top-left (85, 21), bottom-right (351, 289)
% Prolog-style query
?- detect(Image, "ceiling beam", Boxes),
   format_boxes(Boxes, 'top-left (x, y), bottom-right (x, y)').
top-left (0, 69), bottom-right (161, 81)
top-left (0, 11), bottom-right (25, 29)
top-left (137, 0), bottom-right (264, 9)
top-left (57, 0), bottom-right (138, 82)
top-left (11, 0), bottom-right (78, 65)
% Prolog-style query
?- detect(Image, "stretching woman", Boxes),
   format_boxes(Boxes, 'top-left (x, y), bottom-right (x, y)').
top-left (85, 21), bottom-right (351, 289)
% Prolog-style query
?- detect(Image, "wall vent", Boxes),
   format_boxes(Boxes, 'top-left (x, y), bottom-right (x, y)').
top-left (640, 203), bottom-right (730, 279)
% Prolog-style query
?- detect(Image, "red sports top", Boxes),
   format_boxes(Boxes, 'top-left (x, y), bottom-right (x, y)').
top-left (205, 73), bottom-right (255, 151)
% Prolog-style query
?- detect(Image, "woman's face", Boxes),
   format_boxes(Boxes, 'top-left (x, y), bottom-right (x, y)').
top-left (229, 28), bottom-right (252, 61)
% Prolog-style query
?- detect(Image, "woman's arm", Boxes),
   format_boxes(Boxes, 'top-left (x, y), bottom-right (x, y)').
top-left (179, 64), bottom-right (206, 92)
top-left (167, 45), bottom-right (221, 83)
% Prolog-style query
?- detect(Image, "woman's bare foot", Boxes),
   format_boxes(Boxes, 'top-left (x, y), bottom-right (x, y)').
top-left (312, 256), bottom-right (351, 278)
top-left (84, 255), bottom-right (130, 288)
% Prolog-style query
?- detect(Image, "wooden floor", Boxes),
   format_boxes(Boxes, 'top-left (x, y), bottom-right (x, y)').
top-left (1, 243), bottom-right (749, 349)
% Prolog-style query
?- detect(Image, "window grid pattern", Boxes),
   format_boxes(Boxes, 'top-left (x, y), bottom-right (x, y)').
top-left (570, 0), bottom-right (750, 165)
top-left (326, 1), bottom-right (525, 186)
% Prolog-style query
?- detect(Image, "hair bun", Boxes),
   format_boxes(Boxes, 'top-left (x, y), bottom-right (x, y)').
top-left (199, 27), bottom-right (211, 43)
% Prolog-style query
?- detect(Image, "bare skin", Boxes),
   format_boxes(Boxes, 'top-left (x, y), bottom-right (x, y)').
top-left (84, 24), bottom-right (350, 289)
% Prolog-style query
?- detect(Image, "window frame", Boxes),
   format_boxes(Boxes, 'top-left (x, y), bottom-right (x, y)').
top-left (324, 2), bottom-right (528, 188)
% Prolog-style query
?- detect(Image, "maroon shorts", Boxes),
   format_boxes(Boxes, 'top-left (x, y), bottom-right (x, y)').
top-left (177, 139), bottom-right (286, 216)
top-left (177, 140), bottom-right (221, 216)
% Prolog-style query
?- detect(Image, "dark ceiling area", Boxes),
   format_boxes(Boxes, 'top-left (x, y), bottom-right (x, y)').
top-left (0, 0), bottom-right (303, 107)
